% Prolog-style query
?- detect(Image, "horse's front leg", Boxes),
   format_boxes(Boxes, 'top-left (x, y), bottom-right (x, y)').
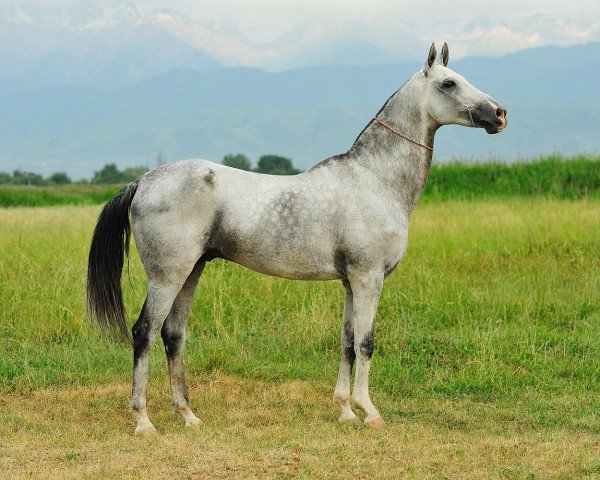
top-left (348, 272), bottom-right (385, 428)
top-left (333, 280), bottom-right (358, 422)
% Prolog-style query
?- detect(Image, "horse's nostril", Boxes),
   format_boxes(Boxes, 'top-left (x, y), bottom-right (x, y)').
top-left (496, 108), bottom-right (505, 118)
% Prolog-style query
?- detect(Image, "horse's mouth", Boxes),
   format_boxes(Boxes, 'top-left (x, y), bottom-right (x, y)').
top-left (484, 114), bottom-right (507, 134)
top-left (485, 123), bottom-right (506, 135)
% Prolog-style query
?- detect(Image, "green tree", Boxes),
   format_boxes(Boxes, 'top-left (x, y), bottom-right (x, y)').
top-left (254, 155), bottom-right (300, 175)
top-left (48, 172), bottom-right (72, 185)
top-left (91, 163), bottom-right (123, 184)
top-left (91, 164), bottom-right (147, 184)
top-left (122, 166), bottom-right (148, 182)
top-left (12, 169), bottom-right (46, 186)
top-left (223, 153), bottom-right (252, 171)
top-left (0, 172), bottom-right (11, 184)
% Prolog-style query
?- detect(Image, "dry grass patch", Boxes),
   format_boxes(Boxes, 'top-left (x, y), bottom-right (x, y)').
top-left (1, 372), bottom-right (599, 479)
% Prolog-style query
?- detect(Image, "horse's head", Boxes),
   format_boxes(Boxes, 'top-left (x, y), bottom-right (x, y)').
top-left (421, 42), bottom-right (507, 134)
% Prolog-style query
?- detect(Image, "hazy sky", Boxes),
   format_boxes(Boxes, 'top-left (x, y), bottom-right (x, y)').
top-left (156, 0), bottom-right (598, 22)
top-left (5, 1), bottom-right (599, 37)
top-left (132, 0), bottom-right (600, 44)
top-left (1, 0), bottom-right (598, 68)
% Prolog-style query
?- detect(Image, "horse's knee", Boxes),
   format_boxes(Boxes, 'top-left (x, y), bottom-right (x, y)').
top-left (344, 344), bottom-right (356, 364)
top-left (132, 305), bottom-right (150, 363)
top-left (342, 321), bottom-right (356, 364)
top-left (357, 328), bottom-right (374, 359)
top-left (161, 321), bottom-right (185, 359)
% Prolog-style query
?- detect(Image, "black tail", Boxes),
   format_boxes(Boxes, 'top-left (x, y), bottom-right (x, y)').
top-left (87, 181), bottom-right (139, 341)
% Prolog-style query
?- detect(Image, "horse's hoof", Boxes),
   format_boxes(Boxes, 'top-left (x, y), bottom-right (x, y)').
top-left (175, 406), bottom-right (202, 427)
top-left (184, 416), bottom-right (202, 427)
top-left (135, 424), bottom-right (158, 436)
top-left (338, 413), bottom-right (359, 423)
top-left (365, 416), bottom-right (386, 429)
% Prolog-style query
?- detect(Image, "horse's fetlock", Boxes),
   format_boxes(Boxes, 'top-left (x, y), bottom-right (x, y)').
top-left (130, 400), bottom-right (147, 412)
top-left (172, 402), bottom-right (189, 413)
top-left (352, 389), bottom-right (371, 404)
top-left (333, 390), bottom-right (349, 402)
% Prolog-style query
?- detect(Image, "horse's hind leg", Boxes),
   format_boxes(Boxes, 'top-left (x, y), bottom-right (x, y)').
top-left (333, 280), bottom-right (359, 422)
top-left (161, 261), bottom-right (205, 427)
top-left (130, 281), bottom-right (183, 435)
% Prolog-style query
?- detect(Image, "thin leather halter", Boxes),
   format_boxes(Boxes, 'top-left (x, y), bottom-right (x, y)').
top-left (420, 69), bottom-right (486, 127)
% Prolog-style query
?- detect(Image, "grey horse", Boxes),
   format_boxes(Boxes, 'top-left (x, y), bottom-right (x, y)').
top-left (87, 42), bottom-right (507, 435)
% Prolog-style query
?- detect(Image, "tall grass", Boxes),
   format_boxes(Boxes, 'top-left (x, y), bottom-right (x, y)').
top-left (0, 184), bottom-right (119, 207)
top-left (0, 154), bottom-right (598, 207)
top-left (424, 153), bottom-right (600, 200)
top-left (1, 199), bottom-right (598, 432)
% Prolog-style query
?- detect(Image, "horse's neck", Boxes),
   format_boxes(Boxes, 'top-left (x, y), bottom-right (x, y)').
top-left (349, 80), bottom-right (437, 214)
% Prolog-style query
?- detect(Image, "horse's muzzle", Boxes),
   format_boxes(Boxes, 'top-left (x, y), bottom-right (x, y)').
top-left (472, 98), bottom-right (508, 134)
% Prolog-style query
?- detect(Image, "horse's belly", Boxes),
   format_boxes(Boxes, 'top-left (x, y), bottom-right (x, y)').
top-left (223, 249), bottom-right (341, 281)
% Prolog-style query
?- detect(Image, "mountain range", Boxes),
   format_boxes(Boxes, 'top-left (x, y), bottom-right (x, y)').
top-left (0, 3), bottom-right (598, 178)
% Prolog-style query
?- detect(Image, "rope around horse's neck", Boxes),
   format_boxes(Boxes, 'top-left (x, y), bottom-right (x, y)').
top-left (373, 116), bottom-right (434, 152)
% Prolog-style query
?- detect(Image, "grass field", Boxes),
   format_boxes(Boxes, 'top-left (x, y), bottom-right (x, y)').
top-left (0, 183), bottom-right (119, 208)
top-left (1, 154), bottom-right (598, 207)
top-left (1, 198), bottom-right (599, 478)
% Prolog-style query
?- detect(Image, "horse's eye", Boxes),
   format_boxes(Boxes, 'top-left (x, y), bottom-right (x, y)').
top-left (442, 79), bottom-right (456, 88)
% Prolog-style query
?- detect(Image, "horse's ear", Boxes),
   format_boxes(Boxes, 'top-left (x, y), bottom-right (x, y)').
top-left (437, 42), bottom-right (449, 67)
top-left (424, 42), bottom-right (436, 72)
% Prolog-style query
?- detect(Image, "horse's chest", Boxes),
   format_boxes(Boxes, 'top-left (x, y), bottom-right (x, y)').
top-left (381, 232), bottom-right (409, 274)
top-left (354, 217), bottom-right (409, 275)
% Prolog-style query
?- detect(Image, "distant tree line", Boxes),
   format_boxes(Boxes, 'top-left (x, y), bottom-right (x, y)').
top-left (1, 155), bottom-right (599, 207)
top-left (88, 164), bottom-right (148, 184)
top-left (0, 163), bottom-right (148, 186)
top-left (0, 153), bottom-right (300, 186)
top-left (222, 154), bottom-right (301, 174)
top-left (0, 169), bottom-right (73, 186)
